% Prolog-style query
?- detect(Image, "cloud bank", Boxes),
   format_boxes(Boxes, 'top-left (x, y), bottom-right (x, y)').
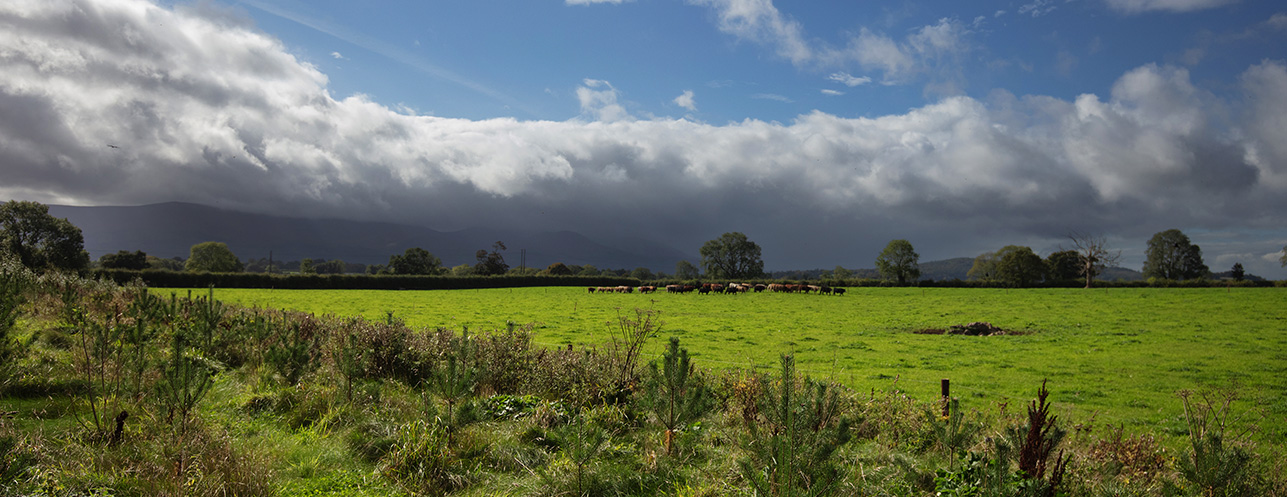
top-left (1103, 0), bottom-right (1238, 14)
top-left (1, 0), bottom-right (1285, 273)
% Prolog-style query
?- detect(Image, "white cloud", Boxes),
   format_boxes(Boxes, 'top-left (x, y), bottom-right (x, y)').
top-left (331, 51), bottom-right (345, 59)
top-left (828, 72), bottom-right (872, 87)
top-left (673, 90), bottom-right (697, 111)
top-left (1, 0), bottom-right (1285, 273)
top-left (821, 89), bottom-right (844, 96)
top-left (1019, 0), bottom-right (1058, 17)
top-left (1103, 0), bottom-right (1237, 14)
top-left (820, 18), bottom-right (971, 85)
top-left (685, 2), bottom-right (973, 90)
top-left (684, 0), bottom-right (812, 65)
top-left (1268, 13), bottom-right (1287, 29)
top-left (752, 93), bottom-right (793, 102)
top-left (576, 79), bottom-right (630, 122)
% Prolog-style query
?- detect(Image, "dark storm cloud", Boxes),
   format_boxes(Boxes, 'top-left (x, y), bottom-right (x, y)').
top-left (1, 0), bottom-right (1285, 274)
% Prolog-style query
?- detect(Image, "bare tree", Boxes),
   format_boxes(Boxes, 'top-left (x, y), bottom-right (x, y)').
top-left (1067, 232), bottom-right (1120, 289)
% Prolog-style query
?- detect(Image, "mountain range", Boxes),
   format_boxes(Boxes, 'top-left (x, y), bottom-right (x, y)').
top-left (49, 202), bottom-right (693, 272)
top-left (49, 202), bottom-right (1146, 280)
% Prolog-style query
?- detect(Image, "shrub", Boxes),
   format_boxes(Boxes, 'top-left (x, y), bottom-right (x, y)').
top-left (474, 322), bottom-right (535, 395)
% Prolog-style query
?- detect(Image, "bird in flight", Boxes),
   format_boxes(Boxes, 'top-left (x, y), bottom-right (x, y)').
top-left (107, 144), bottom-right (120, 149)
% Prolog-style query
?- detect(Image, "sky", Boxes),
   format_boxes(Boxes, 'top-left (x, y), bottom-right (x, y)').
top-left (1, 0), bottom-right (1286, 276)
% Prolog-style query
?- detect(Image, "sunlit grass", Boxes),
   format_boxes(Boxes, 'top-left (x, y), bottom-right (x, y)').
top-left (178, 286), bottom-right (1287, 446)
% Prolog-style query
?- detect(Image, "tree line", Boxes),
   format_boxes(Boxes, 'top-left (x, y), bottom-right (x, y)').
top-left (2, 200), bottom-right (1283, 286)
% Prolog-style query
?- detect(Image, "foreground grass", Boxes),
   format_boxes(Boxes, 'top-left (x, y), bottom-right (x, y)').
top-left (181, 286), bottom-right (1287, 447)
top-left (4, 276), bottom-right (1284, 496)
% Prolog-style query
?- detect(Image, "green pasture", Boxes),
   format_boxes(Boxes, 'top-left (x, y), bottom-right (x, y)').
top-left (171, 286), bottom-right (1287, 445)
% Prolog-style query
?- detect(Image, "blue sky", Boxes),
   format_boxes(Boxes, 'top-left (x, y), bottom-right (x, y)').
top-left (236, 0), bottom-right (1281, 123)
top-left (2, 0), bottom-right (1286, 276)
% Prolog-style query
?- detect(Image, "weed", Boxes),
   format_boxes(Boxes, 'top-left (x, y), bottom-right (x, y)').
top-left (1011, 379), bottom-right (1070, 496)
top-left (606, 307), bottom-right (661, 394)
top-left (0, 252), bottom-right (32, 393)
top-left (382, 419), bottom-right (468, 494)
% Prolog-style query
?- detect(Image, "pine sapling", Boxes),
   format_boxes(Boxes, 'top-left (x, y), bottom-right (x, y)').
top-left (265, 322), bottom-right (318, 386)
top-left (740, 354), bottom-right (853, 497)
top-left (643, 337), bottom-right (713, 455)
top-left (156, 330), bottom-right (213, 436)
top-left (429, 328), bottom-right (479, 446)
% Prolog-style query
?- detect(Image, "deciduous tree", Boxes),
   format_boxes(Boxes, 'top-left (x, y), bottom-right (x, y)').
top-left (315, 259), bottom-right (346, 274)
top-left (146, 255), bottom-right (185, 272)
top-left (1044, 250), bottom-right (1081, 285)
top-left (185, 242), bottom-right (242, 273)
top-left (389, 247), bottom-right (443, 275)
top-left (1066, 232), bottom-right (1121, 289)
top-left (995, 246), bottom-right (1044, 287)
top-left (1143, 229), bottom-right (1208, 280)
top-left (631, 267), bottom-right (656, 281)
top-left (674, 260), bottom-right (699, 280)
top-left (99, 250), bottom-right (148, 270)
top-left (544, 262), bottom-right (572, 276)
top-left (699, 232), bottom-right (763, 280)
top-left (0, 200), bottom-right (90, 272)
top-left (875, 239), bottom-right (920, 285)
top-left (968, 251), bottom-right (999, 281)
top-left (474, 241), bottom-right (509, 276)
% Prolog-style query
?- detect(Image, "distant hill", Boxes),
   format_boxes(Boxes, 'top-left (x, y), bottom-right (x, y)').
top-left (768, 256), bottom-right (1144, 282)
top-left (49, 202), bottom-right (692, 271)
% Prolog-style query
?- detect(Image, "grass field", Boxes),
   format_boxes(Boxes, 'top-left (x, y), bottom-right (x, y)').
top-left (170, 286), bottom-right (1287, 446)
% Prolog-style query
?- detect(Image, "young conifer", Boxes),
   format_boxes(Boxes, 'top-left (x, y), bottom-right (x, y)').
top-left (429, 328), bottom-right (479, 445)
top-left (740, 354), bottom-right (853, 496)
top-left (643, 337), bottom-right (714, 455)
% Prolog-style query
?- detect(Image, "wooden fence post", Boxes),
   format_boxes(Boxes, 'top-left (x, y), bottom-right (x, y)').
top-left (941, 378), bottom-right (951, 418)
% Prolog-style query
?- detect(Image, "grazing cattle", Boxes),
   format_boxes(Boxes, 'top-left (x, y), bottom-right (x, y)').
top-left (768, 283), bottom-right (786, 293)
top-left (639, 286), bottom-right (656, 294)
top-left (833, 288), bottom-right (846, 296)
top-left (666, 284), bottom-right (682, 293)
top-left (754, 284), bottom-right (767, 292)
top-left (710, 283), bottom-right (725, 294)
top-left (698, 286), bottom-right (711, 294)
top-left (820, 285), bottom-right (832, 295)
top-left (587, 287), bottom-right (596, 293)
